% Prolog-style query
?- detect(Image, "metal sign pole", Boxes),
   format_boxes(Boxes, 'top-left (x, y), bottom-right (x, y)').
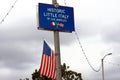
top-left (54, 31), bottom-right (62, 80)
top-left (52, 0), bottom-right (62, 80)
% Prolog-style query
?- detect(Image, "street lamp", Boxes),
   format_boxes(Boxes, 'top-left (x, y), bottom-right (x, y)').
top-left (101, 53), bottom-right (112, 80)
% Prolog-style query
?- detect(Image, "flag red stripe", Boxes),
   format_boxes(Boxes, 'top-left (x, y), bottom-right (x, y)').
top-left (48, 53), bottom-right (53, 78)
top-left (51, 52), bottom-right (55, 78)
top-left (52, 51), bottom-right (56, 79)
top-left (47, 57), bottom-right (51, 77)
top-left (39, 54), bottom-right (45, 74)
top-left (43, 55), bottom-right (48, 75)
top-left (46, 56), bottom-right (50, 76)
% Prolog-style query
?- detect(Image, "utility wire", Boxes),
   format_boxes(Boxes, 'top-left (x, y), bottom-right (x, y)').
top-left (75, 31), bottom-right (101, 72)
top-left (105, 61), bottom-right (120, 72)
top-left (63, 0), bottom-right (101, 72)
top-left (105, 61), bottom-right (120, 67)
top-left (0, 0), bottom-right (19, 24)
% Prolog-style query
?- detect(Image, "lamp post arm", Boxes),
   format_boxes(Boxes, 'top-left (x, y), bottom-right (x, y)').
top-left (102, 53), bottom-right (112, 60)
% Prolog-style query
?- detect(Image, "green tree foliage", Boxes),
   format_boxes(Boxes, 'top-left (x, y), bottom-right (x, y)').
top-left (61, 63), bottom-right (83, 80)
top-left (32, 69), bottom-right (51, 80)
top-left (32, 63), bottom-right (83, 80)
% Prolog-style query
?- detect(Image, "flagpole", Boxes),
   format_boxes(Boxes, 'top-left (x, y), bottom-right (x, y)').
top-left (52, 0), bottom-right (62, 80)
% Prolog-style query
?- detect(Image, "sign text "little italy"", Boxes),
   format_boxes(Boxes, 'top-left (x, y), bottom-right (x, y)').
top-left (43, 8), bottom-right (69, 22)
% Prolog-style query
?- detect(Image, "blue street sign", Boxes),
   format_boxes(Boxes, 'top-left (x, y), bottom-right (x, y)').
top-left (38, 3), bottom-right (75, 32)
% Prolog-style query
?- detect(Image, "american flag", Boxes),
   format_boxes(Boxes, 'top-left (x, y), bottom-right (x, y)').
top-left (39, 40), bottom-right (56, 79)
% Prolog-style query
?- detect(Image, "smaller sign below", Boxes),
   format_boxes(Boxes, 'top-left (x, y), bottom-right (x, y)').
top-left (38, 3), bottom-right (75, 32)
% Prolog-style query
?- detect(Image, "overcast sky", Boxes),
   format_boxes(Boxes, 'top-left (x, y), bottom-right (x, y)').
top-left (0, 0), bottom-right (120, 80)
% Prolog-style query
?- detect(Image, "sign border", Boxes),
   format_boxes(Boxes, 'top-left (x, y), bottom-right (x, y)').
top-left (38, 3), bottom-right (75, 32)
